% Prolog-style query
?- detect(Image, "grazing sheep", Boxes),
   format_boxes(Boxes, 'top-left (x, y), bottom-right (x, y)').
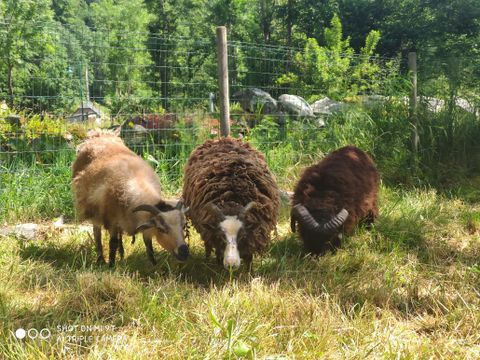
top-left (183, 137), bottom-right (280, 270)
top-left (72, 129), bottom-right (189, 267)
top-left (291, 146), bottom-right (379, 254)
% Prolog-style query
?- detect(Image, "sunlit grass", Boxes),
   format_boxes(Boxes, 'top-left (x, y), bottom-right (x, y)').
top-left (0, 184), bottom-right (479, 359)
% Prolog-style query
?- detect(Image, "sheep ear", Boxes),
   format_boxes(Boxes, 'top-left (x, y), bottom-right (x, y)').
top-left (136, 219), bottom-right (156, 232)
top-left (206, 202), bottom-right (222, 217)
top-left (202, 223), bottom-right (217, 231)
top-left (175, 200), bottom-right (189, 214)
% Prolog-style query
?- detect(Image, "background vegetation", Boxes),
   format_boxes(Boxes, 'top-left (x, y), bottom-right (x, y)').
top-left (0, 1), bottom-right (479, 359)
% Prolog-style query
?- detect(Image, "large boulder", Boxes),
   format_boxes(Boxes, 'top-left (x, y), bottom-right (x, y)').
top-left (278, 94), bottom-right (314, 118)
top-left (311, 97), bottom-right (346, 115)
top-left (233, 88), bottom-right (277, 114)
top-left (358, 95), bottom-right (387, 108)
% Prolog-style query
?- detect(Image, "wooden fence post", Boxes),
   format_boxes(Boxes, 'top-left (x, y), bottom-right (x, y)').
top-left (408, 52), bottom-right (419, 155)
top-left (216, 26), bottom-right (230, 137)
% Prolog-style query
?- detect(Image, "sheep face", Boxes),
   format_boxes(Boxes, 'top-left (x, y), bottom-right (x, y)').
top-left (291, 204), bottom-right (349, 255)
top-left (134, 202), bottom-right (189, 261)
top-left (203, 201), bottom-right (258, 270)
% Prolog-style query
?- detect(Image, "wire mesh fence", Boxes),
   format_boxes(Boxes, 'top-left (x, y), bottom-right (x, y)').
top-left (1, 21), bottom-right (479, 185)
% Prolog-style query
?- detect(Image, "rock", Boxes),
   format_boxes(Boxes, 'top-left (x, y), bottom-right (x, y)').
top-left (0, 223), bottom-right (38, 240)
top-left (358, 95), bottom-right (387, 108)
top-left (311, 97), bottom-right (346, 115)
top-left (0, 220), bottom-right (92, 241)
top-left (233, 88), bottom-right (278, 114)
top-left (278, 94), bottom-right (314, 118)
top-left (455, 97), bottom-right (477, 115)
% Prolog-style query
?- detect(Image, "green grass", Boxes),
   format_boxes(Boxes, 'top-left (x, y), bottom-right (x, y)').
top-left (0, 183), bottom-right (479, 359)
top-left (1, 105), bottom-right (480, 358)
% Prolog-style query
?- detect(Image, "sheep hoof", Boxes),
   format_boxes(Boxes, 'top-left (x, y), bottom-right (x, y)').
top-left (96, 256), bottom-right (106, 265)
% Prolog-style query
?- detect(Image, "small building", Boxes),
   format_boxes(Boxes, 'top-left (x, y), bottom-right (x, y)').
top-left (68, 101), bottom-right (102, 124)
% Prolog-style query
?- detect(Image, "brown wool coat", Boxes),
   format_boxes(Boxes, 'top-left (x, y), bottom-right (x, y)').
top-left (183, 137), bottom-right (280, 259)
top-left (292, 146), bottom-right (380, 253)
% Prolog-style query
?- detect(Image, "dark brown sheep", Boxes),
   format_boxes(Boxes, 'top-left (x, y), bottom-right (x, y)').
top-left (183, 137), bottom-right (280, 270)
top-left (291, 146), bottom-right (379, 254)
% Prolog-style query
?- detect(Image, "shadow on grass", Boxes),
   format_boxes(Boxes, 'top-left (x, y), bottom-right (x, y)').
top-left (371, 215), bottom-right (428, 254)
top-left (123, 234), bottom-right (308, 286)
top-left (19, 239), bottom-right (94, 270)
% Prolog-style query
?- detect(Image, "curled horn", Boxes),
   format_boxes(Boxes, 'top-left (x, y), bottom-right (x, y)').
top-left (244, 201), bottom-right (257, 212)
top-left (136, 219), bottom-right (156, 232)
top-left (290, 208), bottom-right (297, 233)
top-left (321, 209), bottom-right (349, 232)
top-left (291, 204), bottom-right (322, 232)
top-left (133, 204), bottom-right (161, 215)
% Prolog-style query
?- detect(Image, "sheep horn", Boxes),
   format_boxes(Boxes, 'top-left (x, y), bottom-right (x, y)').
top-left (292, 205), bottom-right (348, 233)
top-left (321, 209), bottom-right (349, 232)
top-left (136, 219), bottom-right (156, 232)
top-left (290, 209), bottom-right (297, 233)
top-left (244, 201), bottom-right (257, 212)
top-left (291, 204), bottom-right (321, 232)
top-left (133, 204), bottom-right (161, 215)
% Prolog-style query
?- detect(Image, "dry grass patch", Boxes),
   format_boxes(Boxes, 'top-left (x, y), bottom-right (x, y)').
top-left (0, 185), bottom-right (479, 359)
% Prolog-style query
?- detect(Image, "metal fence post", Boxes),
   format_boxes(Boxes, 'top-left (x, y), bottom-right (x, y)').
top-left (408, 51), bottom-right (419, 155)
top-left (216, 26), bottom-right (230, 137)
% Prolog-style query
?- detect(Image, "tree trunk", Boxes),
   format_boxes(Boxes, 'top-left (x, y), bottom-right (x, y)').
top-left (286, 0), bottom-right (293, 47)
top-left (260, 0), bottom-right (271, 43)
top-left (7, 62), bottom-right (14, 107)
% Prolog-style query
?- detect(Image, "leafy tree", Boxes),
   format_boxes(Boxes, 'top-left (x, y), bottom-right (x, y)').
top-left (0, 0), bottom-right (57, 107)
top-left (277, 14), bottom-right (385, 100)
top-left (145, 0), bottom-right (217, 111)
top-left (88, 0), bottom-right (154, 114)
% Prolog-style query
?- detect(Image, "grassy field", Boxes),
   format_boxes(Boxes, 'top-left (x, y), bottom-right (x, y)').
top-left (1, 177), bottom-right (479, 359)
top-left (1, 106), bottom-right (480, 358)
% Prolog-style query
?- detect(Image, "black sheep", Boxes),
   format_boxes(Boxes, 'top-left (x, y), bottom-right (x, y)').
top-left (291, 146), bottom-right (379, 254)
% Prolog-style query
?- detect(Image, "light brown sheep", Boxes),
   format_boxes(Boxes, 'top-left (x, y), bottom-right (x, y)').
top-left (72, 129), bottom-right (189, 266)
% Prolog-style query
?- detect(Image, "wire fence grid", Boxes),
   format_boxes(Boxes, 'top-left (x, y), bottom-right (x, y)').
top-left (1, 22), bottom-right (479, 179)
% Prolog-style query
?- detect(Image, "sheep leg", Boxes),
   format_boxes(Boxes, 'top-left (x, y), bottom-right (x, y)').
top-left (244, 254), bottom-right (253, 272)
top-left (363, 210), bottom-right (378, 230)
top-left (205, 243), bottom-right (212, 259)
top-left (143, 235), bottom-right (157, 265)
top-left (93, 225), bottom-right (105, 264)
top-left (108, 230), bottom-right (119, 267)
top-left (215, 248), bottom-right (223, 266)
top-left (118, 232), bottom-right (125, 260)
